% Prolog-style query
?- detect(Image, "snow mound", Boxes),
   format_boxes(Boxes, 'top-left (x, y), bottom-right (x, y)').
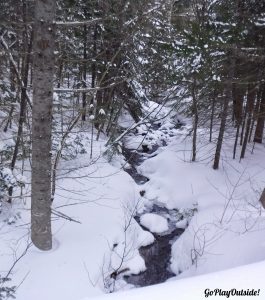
top-left (137, 229), bottom-right (155, 247)
top-left (175, 219), bottom-right (188, 229)
top-left (140, 213), bottom-right (168, 233)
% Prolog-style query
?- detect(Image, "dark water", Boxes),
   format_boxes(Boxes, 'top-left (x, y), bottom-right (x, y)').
top-left (124, 227), bottom-right (183, 286)
top-left (122, 138), bottom-right (184, 287)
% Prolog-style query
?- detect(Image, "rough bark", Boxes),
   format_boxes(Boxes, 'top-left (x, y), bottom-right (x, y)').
top-left (31, 0), bottom-right (56, 251)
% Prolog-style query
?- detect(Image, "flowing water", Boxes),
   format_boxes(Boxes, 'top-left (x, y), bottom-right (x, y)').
top-left (122, 141), bottom-right (184, 287)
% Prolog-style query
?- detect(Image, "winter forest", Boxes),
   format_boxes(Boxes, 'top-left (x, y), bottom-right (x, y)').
top-left (0, 0), bottom-right (265, 299)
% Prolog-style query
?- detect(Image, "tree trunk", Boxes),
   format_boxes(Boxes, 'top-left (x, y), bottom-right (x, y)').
top-left (213, 53), bottom-right (233, 170)
top-left (209, 88), bottom-right (216, 143)
top-left (233, 123), bottom-right (240, 159)
top-left (249, 92), bottom-right (261, 142)
top-left (82, 24), bottom-right (87, 121)
top-left (191, 79), bottom-right (198, 162)
top-left (91, 24), bottom-right (97, 90)
top-left (31, 0), bottom-right (56, 251)
top-left (254, 84), bottom-right (265, 143)
top-left (213, 94), bottom-right (229, 170)
top-left (240, 83), bottom-right (256, 159)
top-left (232, 81), bottom-right (245, 158)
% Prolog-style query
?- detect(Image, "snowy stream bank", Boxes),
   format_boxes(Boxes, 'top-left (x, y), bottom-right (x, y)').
top-left (121, 130), bottom-right (185, 287)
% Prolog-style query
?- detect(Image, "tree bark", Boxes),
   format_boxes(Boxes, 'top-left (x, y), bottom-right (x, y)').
top-left (31, 0), bottom-right (56, 251)
top-left (81, 24), bottom-right (87, 121)
top-left (191, 78), bottom-right (198, 162)
top-left (209, 87), bottom-right (216, 143)
top-left (254, 84), bottom-right (265, 143)
top-left (240, 83), bottom-right (256, 159)
top-left (213, 94), bottom-right (229, 170)
top-left (213, 54), bottom-right (234, 170)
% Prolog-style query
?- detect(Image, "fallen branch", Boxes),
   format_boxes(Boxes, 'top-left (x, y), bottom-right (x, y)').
top-left (51, 209), bottom-right (81, 224)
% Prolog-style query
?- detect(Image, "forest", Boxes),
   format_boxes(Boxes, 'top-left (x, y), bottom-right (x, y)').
top-left (0, 0), bottom-right (265, 299)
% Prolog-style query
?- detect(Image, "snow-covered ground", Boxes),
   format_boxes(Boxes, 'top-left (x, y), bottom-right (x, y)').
top-left (84, 260), bottom-right (264, 300)
top-left (137, 130), bottom-right (265, 277)
top-left (0, 101), bottom-right (265, 300)
top-left (0, 139), bottom-right (142, 300)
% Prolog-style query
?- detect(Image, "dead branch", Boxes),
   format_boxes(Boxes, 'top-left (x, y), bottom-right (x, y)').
top-left (51, 209), bottom-right (81, 224)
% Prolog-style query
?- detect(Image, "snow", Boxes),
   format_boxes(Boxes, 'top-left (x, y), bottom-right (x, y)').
top-left (138, 148), bottom-right (215, 210)
top-left (137, 229), bottom-right (155, 247)
top-left (121, 106), bottom-right (265, 285)
top-left (1, 102), bottom-right (265, 300)
top-left (99, 108), bottom-right (106, 115)
top-left (0, 137), bottom-right (147, 300)
top-left (82, 260), bottom-right (264, 300)
top-left (175, 218), bottom-right (188, 229)
top-left (140, 213), bottom-right (168, 233)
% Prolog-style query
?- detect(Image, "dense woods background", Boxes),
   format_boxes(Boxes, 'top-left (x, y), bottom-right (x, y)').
top-left (0, 0), bottom-right (265, 249)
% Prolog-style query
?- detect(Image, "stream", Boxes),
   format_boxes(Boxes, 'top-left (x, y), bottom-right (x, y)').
top-left (121, 134), bottom-right (184, 287)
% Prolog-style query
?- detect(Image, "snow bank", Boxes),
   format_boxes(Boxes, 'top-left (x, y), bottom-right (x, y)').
top-left (82, 260), bottom-right (265, 300)
top-left (0, 138), bottom-right (149, 300)
top-left (125, 115), bottom-right (265, 280)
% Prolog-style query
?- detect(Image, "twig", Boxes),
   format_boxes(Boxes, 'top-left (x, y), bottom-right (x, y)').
top-left (51, 209), bottom-right (81, 224)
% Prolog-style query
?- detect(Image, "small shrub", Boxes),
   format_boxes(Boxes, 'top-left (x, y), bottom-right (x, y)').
top-left (0, 276), bottom-right (15, 300)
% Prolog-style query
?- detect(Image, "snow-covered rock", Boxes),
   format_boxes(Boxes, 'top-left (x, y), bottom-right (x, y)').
top-left (140, 213), bottom-right (168, 234)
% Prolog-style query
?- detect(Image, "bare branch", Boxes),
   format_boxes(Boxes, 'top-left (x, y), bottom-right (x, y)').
top-left (0, 32), bottom-right (32, 109)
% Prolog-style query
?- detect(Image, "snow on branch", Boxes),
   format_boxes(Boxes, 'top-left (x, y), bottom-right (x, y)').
top-left (0, 32), bottom-right (32, 109)
top-left (125, 4), bottom-right (161, 27)
top-left (54, 79), bottom-right (127, 94)
top-left (55, 18), bottom-right (102, 27)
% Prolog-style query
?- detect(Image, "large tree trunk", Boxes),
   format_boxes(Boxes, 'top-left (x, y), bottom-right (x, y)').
top-left (31, 0), bottom-right (56, 251)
